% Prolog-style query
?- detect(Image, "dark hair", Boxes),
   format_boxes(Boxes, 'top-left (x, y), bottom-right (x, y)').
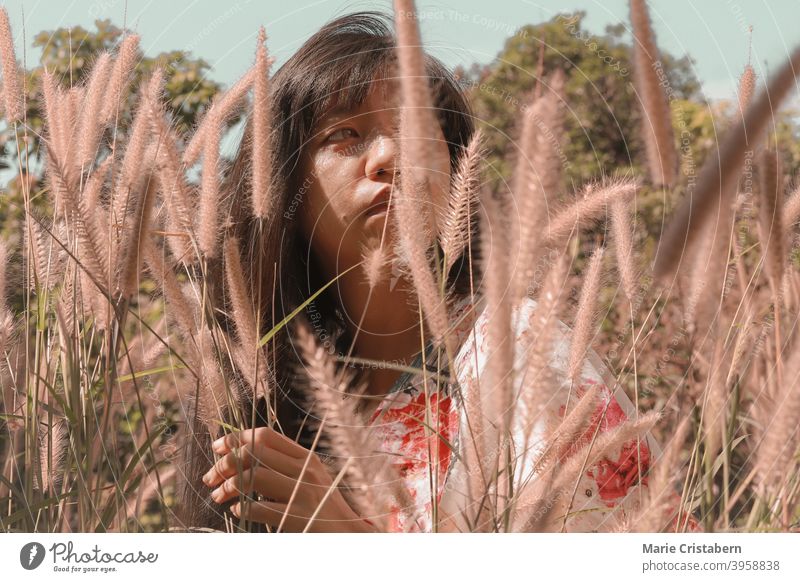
top-left (175, 10), bottom-right (480, 531)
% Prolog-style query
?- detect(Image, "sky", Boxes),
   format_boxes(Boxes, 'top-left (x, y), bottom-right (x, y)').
top-left (2, 0), bottom-right (800, 102)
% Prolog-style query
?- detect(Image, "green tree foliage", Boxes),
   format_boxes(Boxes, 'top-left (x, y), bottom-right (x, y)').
top-left (0, 19), bottom-right (227, 317)
top-left (455, 11), bottom-right (701, 194)
top-left (0, 19), bottom-right (222, 170)
top-left (775, 110), bottom-right (800, 182)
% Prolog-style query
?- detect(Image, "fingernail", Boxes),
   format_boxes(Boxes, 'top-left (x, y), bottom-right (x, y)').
top-left (212, 438), bottom-right (225, 452)
top-left (202, 472), bottom-right (212, 485)
top-left (231, 503), bottom-right (240, 516)
top-left (211, 487), bottom-right (222, 502)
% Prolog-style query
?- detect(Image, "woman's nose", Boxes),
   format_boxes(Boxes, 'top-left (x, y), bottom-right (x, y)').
top-left (364, 132), bottom-right (399, 180)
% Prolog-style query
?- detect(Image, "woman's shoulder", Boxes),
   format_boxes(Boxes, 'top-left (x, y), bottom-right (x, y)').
top-left (450, 293), bottom-right (563, 373)
top-left (450, 293), bottom-right (624, 402)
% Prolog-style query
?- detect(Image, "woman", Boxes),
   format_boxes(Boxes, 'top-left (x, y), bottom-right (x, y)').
top-left (177, 11), bottom-right (681, 533)
top-left (176, 10), bottom-right (474, 532)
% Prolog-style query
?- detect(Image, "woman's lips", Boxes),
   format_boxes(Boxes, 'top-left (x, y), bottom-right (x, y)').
top-left (365, 201), bottom-right (389, 217)
top-left (364, 186), bottom-right (393, 218)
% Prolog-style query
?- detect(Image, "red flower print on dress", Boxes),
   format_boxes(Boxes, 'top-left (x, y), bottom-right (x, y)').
top-left (370, 390), bottom-right (457, 479)
top-left (369, 387), bottom-right (459, 531)
top-left (557, 379), bottom-right (652, 507)
top-left (588, 438), bottom-right (651, 505)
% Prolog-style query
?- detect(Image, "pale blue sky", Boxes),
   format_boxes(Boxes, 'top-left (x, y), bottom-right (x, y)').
top-left (2, 0), bottom-right (799, 101)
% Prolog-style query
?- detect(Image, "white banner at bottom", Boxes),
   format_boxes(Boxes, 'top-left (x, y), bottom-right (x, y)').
top-left (1, 533), bottom-right (797, 581)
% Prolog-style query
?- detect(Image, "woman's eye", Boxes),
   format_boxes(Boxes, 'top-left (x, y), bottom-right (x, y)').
top-left (325, 127), bottom-right (358, 143)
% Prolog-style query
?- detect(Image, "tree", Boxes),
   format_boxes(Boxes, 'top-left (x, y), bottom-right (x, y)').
top-left (455, 11), bottom-right (701, 194)
top-left (0, 19), bottom-right (223, 171)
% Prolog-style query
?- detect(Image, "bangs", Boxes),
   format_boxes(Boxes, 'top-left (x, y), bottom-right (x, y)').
top-left (271, 11), bottom-right (398, 170)
top-left (268, 10), bottom-right (474, 185)
top-left (308, 47), bottom-right (397, 131)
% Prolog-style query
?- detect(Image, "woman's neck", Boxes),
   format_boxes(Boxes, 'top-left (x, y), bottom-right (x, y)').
top-left (337, 271), bottom-right (427, 397)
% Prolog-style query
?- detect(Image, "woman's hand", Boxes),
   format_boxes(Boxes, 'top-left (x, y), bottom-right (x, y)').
top-left (202, 426), bottom-right (377, 532)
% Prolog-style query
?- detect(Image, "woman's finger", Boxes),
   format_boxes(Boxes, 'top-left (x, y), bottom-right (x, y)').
top-left (212, 427), bottom-right (306, 460)
top-left (230, 500), bottom-right (375, 533)
top-left (203, 442), bottom-right (301, 487)
top-left (230, 499), bottom-right (296, 530)
top-left (230, 500), bottom-right (332, 532)
top-left (210, 466), bottom-right (306, 505)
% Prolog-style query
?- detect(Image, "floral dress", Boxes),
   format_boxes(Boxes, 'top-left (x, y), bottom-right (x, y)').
top-left (366, 294), bottom-right (699, 533)
top-left (366, 338), bottom-right (460, 533)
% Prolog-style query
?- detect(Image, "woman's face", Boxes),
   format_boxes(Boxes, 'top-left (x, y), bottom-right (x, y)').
top-left (297, 77), bottom-right (451, 277)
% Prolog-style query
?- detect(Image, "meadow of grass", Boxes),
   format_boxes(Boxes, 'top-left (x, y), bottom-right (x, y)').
top-left (1, 0), bottom-right (799, 532)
